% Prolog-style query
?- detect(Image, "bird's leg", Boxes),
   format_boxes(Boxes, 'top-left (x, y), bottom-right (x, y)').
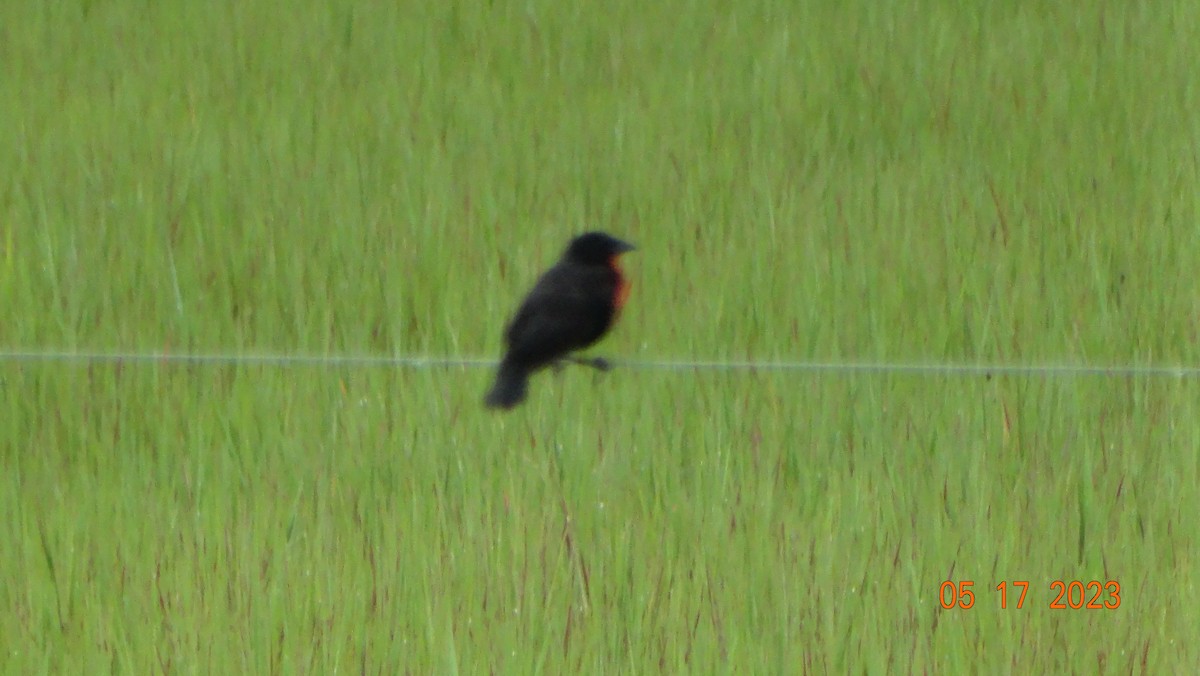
top-left (550, 356), bottom-right (612, 373)
top-left (566, 355), bottom-right (612, 372)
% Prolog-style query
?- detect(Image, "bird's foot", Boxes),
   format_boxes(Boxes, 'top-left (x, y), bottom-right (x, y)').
top-left (568, 356), bottom-right (611, 372)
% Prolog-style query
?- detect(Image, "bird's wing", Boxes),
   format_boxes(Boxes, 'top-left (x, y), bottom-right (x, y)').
top-left (503, 265), bottom-right (613, 365)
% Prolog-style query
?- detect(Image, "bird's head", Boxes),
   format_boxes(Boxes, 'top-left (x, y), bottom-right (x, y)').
top-left (564, 232), bottom-right (636, 265)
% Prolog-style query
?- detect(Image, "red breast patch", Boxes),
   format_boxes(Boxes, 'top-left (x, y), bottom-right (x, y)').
top-left (610, 255), bottom-right (631, 312)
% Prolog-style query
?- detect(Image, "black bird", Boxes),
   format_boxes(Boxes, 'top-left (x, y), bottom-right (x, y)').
top-left (484, 232), bottom-right (636, 409)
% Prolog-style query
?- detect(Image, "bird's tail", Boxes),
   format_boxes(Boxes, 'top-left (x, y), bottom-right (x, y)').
top-left (484, 360), bottom-right (529, 410)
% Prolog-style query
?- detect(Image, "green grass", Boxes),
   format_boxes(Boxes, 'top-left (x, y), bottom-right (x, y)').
top-left (2, 0), bottom-right (1198, 672)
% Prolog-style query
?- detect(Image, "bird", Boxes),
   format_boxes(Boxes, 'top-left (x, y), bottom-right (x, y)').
top-left (484, 231), bottom-right (636, 410)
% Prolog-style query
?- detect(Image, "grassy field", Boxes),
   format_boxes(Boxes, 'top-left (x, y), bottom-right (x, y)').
top-left (2, 0), bottom-right (1198, 672)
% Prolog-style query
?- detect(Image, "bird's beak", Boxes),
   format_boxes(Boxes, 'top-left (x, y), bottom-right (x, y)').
top-left (616, 240), bottom-right (636, 254)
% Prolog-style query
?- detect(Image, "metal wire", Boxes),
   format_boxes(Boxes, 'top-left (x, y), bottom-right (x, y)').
top-left (1, 350), bottom-right (1198, 377)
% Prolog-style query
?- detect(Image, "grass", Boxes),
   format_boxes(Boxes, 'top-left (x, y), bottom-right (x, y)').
top-left (2, 0), bottom-right (1198, 672)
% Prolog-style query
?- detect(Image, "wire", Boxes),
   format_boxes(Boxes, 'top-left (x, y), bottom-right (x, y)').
top-left (0, 350), bottom-right (1197, 377)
